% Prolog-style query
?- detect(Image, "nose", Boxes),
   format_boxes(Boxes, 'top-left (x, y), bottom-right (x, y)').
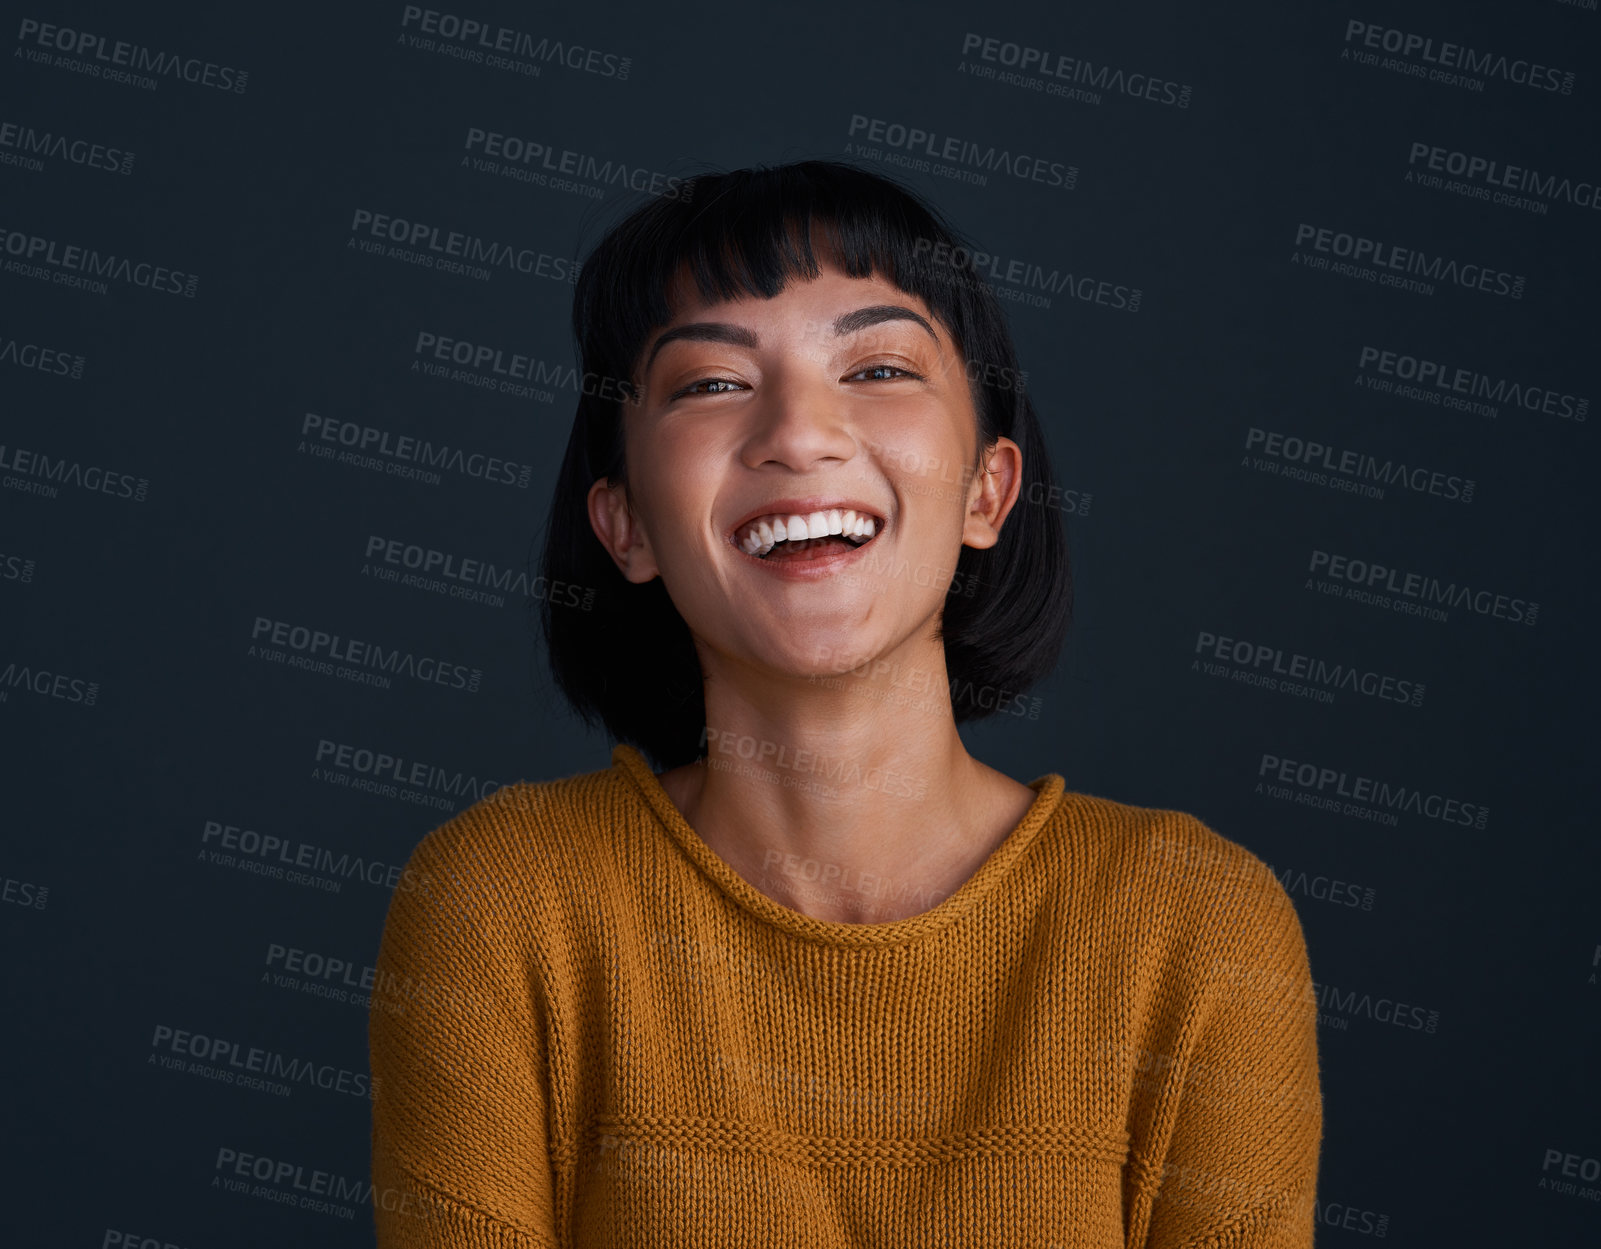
top-left (738, 365), bottom-right (859, 471)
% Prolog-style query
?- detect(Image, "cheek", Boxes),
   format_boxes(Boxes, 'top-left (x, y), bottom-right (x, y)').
top-left (889, 442), bottom-right (975, 510)
top-left (627, 432), bottom-right (716, 516)
top-left (877, 400), bottom-right (974, 479)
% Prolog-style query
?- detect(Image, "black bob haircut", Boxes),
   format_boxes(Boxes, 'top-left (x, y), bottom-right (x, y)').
top-left (537, 159), bottom-right (1072, 772)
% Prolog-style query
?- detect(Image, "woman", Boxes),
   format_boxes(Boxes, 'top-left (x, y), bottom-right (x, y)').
top-left (369, 160), bottom-right (1322, 1247)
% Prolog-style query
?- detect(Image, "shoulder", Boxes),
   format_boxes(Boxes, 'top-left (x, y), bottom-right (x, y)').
top-left (1053, 787), bottom-right (1300, 953)
top-left (393, 757), bottom-right (627, 928)
top-left (1049, 790), bottom-right (1314, 1042)
top-left (372, 757), bottom-right (631, 1008)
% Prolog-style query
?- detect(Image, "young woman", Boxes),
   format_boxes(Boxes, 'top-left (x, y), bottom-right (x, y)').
top-left (369, 160), bottom-right (1322, 1247)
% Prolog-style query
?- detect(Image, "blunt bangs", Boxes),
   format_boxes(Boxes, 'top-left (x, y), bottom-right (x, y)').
top-left (538, 159), bottom-right (1072, 771)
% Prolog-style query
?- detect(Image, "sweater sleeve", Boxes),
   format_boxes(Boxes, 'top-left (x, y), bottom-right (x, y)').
top-left (1134, 852), bottom-right (1324, 1249)
top-left (368, 823), bottom-right (558, 1247)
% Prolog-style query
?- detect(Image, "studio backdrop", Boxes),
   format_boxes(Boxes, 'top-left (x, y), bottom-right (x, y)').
top-left (2, 1), bottom-right (1597, 1245)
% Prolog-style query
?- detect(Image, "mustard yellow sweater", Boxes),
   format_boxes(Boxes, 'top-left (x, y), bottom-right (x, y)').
top-left (369, 744), bottom-right (1322, 1247)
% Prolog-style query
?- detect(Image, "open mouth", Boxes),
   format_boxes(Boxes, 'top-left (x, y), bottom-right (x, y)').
top-left (732, 507), bottom-right (885, 562)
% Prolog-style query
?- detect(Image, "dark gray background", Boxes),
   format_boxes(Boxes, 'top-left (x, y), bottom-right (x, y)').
top-left (2, 1), bottom-right (1597, 1244)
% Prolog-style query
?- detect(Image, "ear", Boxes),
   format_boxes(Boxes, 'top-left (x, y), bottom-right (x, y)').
top-left (961, 437), bottom-right (1023, 551)
top-left (587, 478), bottom-right (661, 583)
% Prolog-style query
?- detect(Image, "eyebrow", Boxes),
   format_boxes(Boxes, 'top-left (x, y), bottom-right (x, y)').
top-left (643, 303), bottom-right (940, 375)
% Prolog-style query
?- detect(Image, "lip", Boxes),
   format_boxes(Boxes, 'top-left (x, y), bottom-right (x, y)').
top-left (726, 497), bottom-right (889, 545)
top-left (732, 533), bottom-right (881, 579)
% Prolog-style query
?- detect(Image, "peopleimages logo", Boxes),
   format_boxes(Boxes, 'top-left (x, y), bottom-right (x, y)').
top-left (1540, 1148), bottom-right (1601, 1199)
top-left (0, 331), bottom-right (85, 379)
top-left (1307, 549), bottom-right (1538, 627)
top-left (199, 818), bottom-right (430, 894)
top-left (1292, 223), bottom-right (1525, 299)
top-left (1267, 863), bottom-right (1377, 912)
top-left (364, 534), bottom-right (595, 611)
top-left (1343, 20), bottom-right (1575, 94)
top-left (2, 872), bottom-right (48, 910)
top-left (1407, 142), bottom-right (1600, 214)
top-left (912, 237), bottom-right (1141, 313)
top-left (0, 658), bottom-right (99, 706)
top-left (262, 942), bottom-right (429, 1017)
top-left (398, 7), bottom-right (631, 79)
top-left (959, 32), bottom-right (1193, 108)
top-left (1306, 1197), bottom-right (1390, 1238)
top-left (462, 128), bottom-right (683, 199)
top-left (0, 120), bottom-right (134, 174)
top-left (1257, 752), bottom-right (1489, 830)
top-left (149, 1024), bottom-right (373, 1099)
top-left (1313, 981), bottom-right (1441, 1034)
top-left (0, 442), bottom-right (149, 502)
top-left (213, 1146), bottom-right (375, 1221)
top-left (1356, 346), bottom-right (1588, 423)
top-left (0, 552), bottom-right (36, 584)
top-left (1245, 427), bottom-right (1473, 504)
top-left (14, 18), bottom-right (249, 93)
top-left (298, 412), bottom-right (534, 489)
top-left (412, 330), bottom-right (639, 404)
top-left (313, 738), bottom-right (502, 805)
top-left (846, 114), bottom-right (1077, 190)
top-left (349, 209), bottom-right (577, 283)
top-left (1193, 629), bottom-right (1426, 708)
top-left (0, 225), bottom-right (198, 296)
top-left (248, 616), bottom-right (483, 693)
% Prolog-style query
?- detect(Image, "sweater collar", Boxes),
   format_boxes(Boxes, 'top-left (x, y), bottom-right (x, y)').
top-left (608, 741), bottom-right (1067, 948)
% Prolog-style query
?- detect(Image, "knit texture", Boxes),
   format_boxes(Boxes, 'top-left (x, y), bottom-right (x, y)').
top-left (370, 743), bottom-right (1322, 1247)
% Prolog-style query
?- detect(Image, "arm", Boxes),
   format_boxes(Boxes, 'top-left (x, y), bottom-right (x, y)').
top-left (369, 824), bottom-right (558, 1247)
top-left (1131, 857), bottom-right (1324, 1249)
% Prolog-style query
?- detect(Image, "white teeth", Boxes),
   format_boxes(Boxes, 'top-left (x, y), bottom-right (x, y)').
top-left (735, 507), bottom-right (882, 558)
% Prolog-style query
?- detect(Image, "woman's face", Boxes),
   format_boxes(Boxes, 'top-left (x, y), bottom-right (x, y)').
top-left (588, 255), bottom-right (1021, 681)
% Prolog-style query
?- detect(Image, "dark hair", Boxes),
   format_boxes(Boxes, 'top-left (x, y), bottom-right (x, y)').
top-left (536, 159), bottom-right (1071, 772)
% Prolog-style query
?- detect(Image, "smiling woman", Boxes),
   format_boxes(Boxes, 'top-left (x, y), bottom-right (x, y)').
top-left (546, 159), bottom-right (1071, 780)
top-left (369, 160), bottom-right (1322, 1248)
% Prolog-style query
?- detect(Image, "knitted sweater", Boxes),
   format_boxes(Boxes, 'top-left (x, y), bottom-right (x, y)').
top-left (369, 743), bottom-right (1322, 1247)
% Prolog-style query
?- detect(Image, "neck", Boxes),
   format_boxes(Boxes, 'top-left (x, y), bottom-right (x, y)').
top-left (659, 643), bottom-right (1031, 924)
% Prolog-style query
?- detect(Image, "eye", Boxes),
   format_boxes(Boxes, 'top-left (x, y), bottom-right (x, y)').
top-left (670, 377), bottom-right (746, 400)
top-left (847, 363), bottom-right (926, 383)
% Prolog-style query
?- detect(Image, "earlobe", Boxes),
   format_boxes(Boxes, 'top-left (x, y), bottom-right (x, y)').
top-left (587, 479), bottom-right (660, 583)
top-left (962, 438), bottom-right (1023, 550)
